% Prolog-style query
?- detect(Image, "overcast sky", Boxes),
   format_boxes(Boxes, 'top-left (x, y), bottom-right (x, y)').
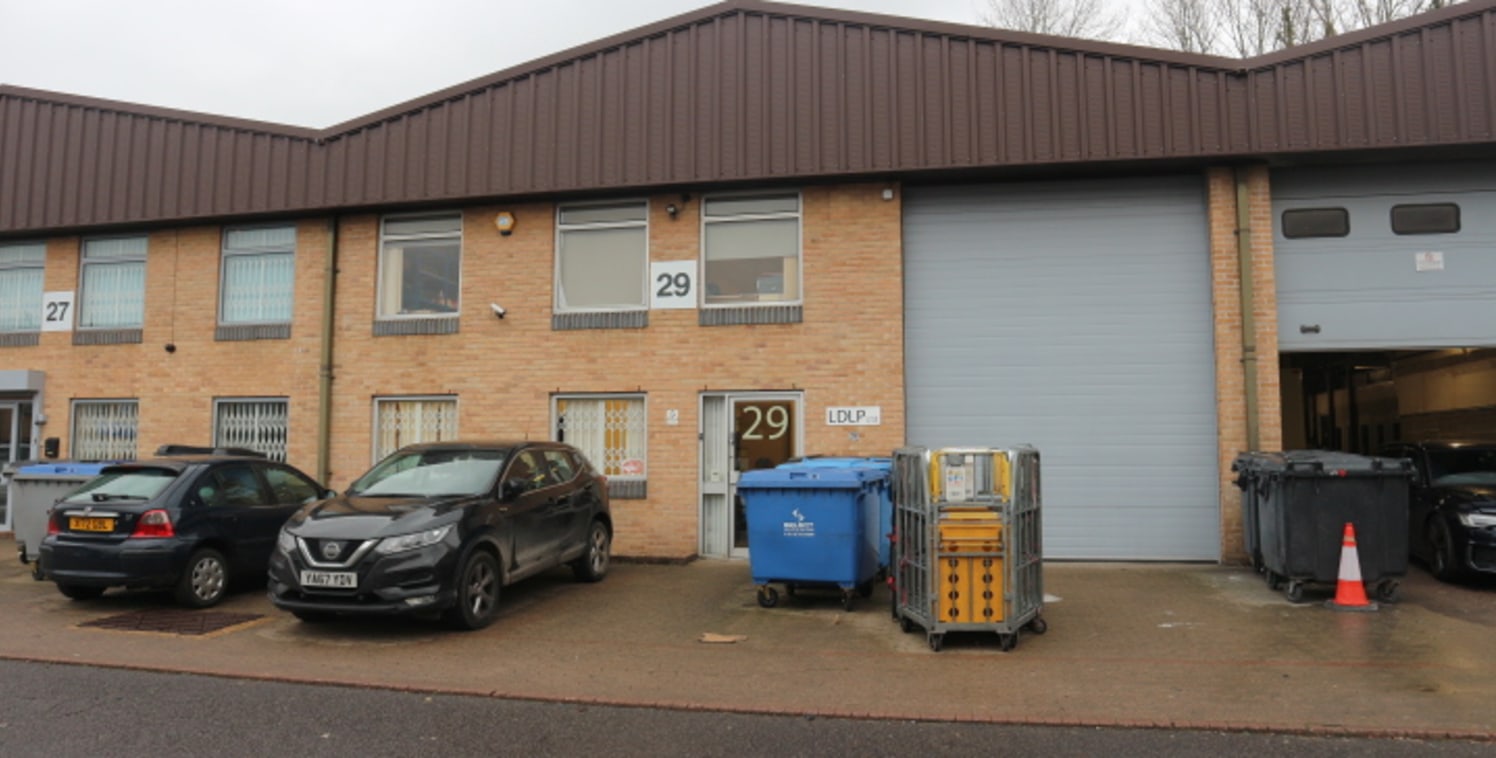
top-left (1, 0), bottom-right (1098, 129)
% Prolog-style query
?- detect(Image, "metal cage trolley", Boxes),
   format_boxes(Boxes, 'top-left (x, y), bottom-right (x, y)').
top-left (892, 446), bottom-right (1046, 651)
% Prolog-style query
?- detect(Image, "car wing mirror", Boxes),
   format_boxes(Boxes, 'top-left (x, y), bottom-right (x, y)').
top-left (501, 480), bottom-right (524, 500)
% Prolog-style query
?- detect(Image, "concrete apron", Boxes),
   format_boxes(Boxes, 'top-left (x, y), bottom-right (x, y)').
top-left (1, 535), bottom-right (1492, 740)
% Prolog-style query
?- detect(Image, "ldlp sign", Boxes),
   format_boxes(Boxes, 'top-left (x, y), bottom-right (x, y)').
top-left (825, 406), bottom-right (881, 426)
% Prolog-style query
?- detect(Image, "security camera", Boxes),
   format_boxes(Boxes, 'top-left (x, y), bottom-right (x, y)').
top-left (490, 303), bottom-right (506, 319)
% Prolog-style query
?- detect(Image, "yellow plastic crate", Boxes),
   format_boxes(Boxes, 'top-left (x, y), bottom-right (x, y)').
top-left (935, 554), bottom-right (1006, 623)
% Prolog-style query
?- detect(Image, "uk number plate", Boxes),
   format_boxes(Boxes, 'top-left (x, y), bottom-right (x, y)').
top-left (69, 516), bottom-right (115, 532)
top-left (300, 570), bottom-right (356, 589)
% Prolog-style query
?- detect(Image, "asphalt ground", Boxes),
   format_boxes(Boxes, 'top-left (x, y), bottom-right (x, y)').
top-left (2, 534), bottom-right (1493, 741)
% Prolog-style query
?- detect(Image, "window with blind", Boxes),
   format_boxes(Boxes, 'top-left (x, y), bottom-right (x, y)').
top-left (378, 214), bottom-right (461, 319)
top-left (221, 227), bottom-right (295, 325)
top-left (80, 237), bottom-right (147, 328)
top-left (0, 242), bottom-right (45, 332)
top-left (373, 397), bottom-right (458, 462)
top-left (702, 193), bottom-right (801, 306)
top-left (553, 395), bottom-right (646, 497)
top-left (72, 400), bottom-right (139, 460)
top-left (214, 398), bottom-right (289, 461)
top-left (555, 201), bottom-right (648, 312)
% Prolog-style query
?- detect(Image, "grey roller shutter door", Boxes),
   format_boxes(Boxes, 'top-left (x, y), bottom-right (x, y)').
top-left (903, 177), bottom-right (1219, 560)
top-left (1274, 162), bottom-right (1496, 351)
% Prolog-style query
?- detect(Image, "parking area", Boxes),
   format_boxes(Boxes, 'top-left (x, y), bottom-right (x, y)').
top-left (3, 532), bottom-right (1496, 739)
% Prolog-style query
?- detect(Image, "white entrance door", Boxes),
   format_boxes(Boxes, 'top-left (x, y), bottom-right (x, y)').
top-left (0, 401), bottom-right (33, 531)
top-left (698, 392), bottom-right (802, 558)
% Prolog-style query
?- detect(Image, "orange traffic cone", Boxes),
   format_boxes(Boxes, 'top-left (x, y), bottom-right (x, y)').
top-left (1327, 522), bottom-right (1378, 612)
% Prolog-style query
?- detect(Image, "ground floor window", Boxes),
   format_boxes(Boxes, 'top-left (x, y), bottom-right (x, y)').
top-left (72, 399), bottom-right (138, 460)
top-left (373, 396), bottom-right (457, 462)
top-left (553, 394), bottom-right (646, 497)
top-left (214, 398), bottom-right (289, 461)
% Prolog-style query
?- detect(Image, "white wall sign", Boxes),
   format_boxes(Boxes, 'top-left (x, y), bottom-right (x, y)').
top-left (41, 291), bottom-right (75, 332)
top-left (1415, 251), bottom-right (1444, 272)
top-left (650, 260), bottom-right (697, 309)
top-left (665, 409), bottom-right (680, 426)
top-left (825, 406), bottom-right (881, 426)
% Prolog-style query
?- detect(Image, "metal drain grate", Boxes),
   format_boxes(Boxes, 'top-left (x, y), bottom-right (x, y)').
top-left (79, 609), bottom-right (264, 636)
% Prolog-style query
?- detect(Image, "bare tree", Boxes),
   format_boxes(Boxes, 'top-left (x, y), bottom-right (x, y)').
top-left (980, 0), bottom-right (1122, 40)
top-left (1144, 0), bottom-right (1220, 53)
top-left (1139, 0), bottom-right (1465, 56)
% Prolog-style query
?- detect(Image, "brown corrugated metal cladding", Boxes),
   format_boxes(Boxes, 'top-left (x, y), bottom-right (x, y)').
top-left (3, 0), bottom-right (1495, 236)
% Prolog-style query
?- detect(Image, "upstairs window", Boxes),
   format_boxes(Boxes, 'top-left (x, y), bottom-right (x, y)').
top-left (555, 201), bottom-right (648, 312)
top-left (80, 237), bottom-right (147, 328)
top-left (0, 242), bottom-right (45, 332)
top-left (1281, 208), bottom-right (1349, 239)
top-left (1391, 203), bottom-right (1460, 235)
top-left (72, 400), bottom-right (139, 460)
top-left (378, 214), bottom-right (461, 318)
top-left (702, 193), bottom-right (801, 306)
top-left (221, 227), bottom-right (295, 325)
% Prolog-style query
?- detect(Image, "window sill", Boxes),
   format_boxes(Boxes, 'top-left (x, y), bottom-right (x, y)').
top-left (553, 311), bottom-right (648, 331)
top-left (373, 317), bottom-right (459, 336)
top-left (0, 332), bottom-right (40, 348)
top-left (216, 323), bottom-right (291, 341)
top-left (73, 328), bottom-right (143, 346)
top-left (699, 304), bottom-right (802, 326)
top-left (608, 479), bottom-right (647, 499)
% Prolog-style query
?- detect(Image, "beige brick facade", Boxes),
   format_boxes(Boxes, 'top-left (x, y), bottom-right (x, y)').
top-left (9, 172), bottom-right (1303, 562)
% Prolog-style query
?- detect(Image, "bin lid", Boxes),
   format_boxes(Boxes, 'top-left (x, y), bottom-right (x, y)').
top-left (1232, 450), bottom-right (1412, 476)
top-left (738, 467), bottom-right (887, 489)
top-left (777, 457), bottom-right (892, 473)
top-left (15, 461), bottom-right (118, 478)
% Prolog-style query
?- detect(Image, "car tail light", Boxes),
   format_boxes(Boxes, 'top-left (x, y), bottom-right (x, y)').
top-left (46, 511), bottom-right (59, 535)
top-left (131, 509), bottom-right (175, 538)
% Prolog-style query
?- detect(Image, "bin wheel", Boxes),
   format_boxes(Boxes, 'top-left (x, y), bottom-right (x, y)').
top-left (1266, 571), bottom-right (1284, 591)
top-left (1375, 579), bottom-right (1400, 604)
top-left (856, 580), bottom-right (874, 598)
top-left (998, 633), bottom-right (1017, 652)
top-left (756, 586), bottom-right (779, 608)
top-left (1026, 617), bottom-right (1048, 635)
top-left (1285, 581), bottom-right (1305, 604)
top-left (928, 634), bottom-right (944, 652)
top-left (841, 592), bottom-right (856, 612)
top-left (899, 615), bottom-right (916, 633)
top-left (784, 583), bottom-right (797, 597)
top-left (30, 559), bottom-right (44, 581)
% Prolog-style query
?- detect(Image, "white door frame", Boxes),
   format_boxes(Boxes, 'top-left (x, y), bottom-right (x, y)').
top-left (698, 391), bottom-right (804, 559)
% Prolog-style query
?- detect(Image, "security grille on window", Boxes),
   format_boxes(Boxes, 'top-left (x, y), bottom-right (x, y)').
top-left (554, 395), bottom-right (646, 496)
top-left (1391, 203), bottom-right (1460, 235)
top-left (221, 227), bottom-right (295, 325)
top-left (379, 214), bottom-right (461, 318)
top-left (80, 237), bottom-right (147, 328)
top-left (702, 193), bottom-right (801, 306)
top-left (215, 399), bottom-right (289, 461)
top-left (0, 242), bottom-right (45, 332)
top-left (72, 400), bottom-right (139, 460)
top-left (373, 397), bottom-right (458, 461)
top-left (1281, 208), bottom-right (1349, 239)
top-left (555, 201), bottom-right (648, 312)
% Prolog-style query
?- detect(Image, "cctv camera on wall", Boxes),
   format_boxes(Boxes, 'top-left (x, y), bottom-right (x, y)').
top-left (490, 303), bottom-right (506, 319)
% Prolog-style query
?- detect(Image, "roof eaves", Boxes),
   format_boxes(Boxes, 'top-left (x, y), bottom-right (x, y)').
top-left (0, 84), bottom-right (322, 141)
top-left (1241, 0), bottom-right (1496, 70)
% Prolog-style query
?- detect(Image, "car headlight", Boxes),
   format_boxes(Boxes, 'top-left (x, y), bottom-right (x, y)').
top-left (374, 525), bottom-right (453, 555)
top-left (1457, 512), bottom-right (1496, 529)
top-left (277, 529), bottom-right (298, 554)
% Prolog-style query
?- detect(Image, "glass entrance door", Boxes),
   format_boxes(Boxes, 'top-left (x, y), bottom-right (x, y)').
top-left (0, 402), bottom-right (27, 531)
top-left (698, 392), bottom-right (801, 558)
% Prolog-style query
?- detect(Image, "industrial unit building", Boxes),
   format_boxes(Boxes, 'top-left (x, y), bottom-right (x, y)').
top-left (3, 0), bottom-right (1495, 561)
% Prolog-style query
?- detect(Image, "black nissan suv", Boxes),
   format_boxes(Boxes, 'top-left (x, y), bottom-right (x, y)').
top-left (268, 440), bottom-right (612, 630)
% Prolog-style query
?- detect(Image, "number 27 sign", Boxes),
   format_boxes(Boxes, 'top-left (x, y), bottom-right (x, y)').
top-left (42, 291), bottom-right (75, 332)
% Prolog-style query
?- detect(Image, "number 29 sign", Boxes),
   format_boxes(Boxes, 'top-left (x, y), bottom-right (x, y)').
top-left (41, 291), bottom-right (75, 332)
top-left (650, 260), bottom-right (696, 310)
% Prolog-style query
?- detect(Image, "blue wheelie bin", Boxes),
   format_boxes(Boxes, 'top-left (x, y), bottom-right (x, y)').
top-left (738, 467), bottom-right (883, 611)
top-left (777, 457), bottom-right (894, 572)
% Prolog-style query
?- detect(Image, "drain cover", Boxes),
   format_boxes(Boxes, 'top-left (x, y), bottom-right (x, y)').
top-left (79, 609), bottom-right (263, 636)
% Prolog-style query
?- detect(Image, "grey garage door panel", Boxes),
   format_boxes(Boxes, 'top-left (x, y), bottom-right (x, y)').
top-left (1274, 163), bottom-right (1496, 351)
top-left (904, 176), bottom-right (1220, 561)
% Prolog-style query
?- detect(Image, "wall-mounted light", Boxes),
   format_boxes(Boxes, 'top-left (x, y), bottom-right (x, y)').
top-left (494, 212), bottom-right (517, 236)
top-left (665, 203), bottom-right (680, 218)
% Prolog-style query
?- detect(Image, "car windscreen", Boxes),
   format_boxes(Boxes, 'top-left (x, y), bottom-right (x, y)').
top-left (349, 449), bottom-right (507, 497)
top-left (1428, 447), bottom-right (1496, 486)
top-left (62, 468), bottom-right (177, 503)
